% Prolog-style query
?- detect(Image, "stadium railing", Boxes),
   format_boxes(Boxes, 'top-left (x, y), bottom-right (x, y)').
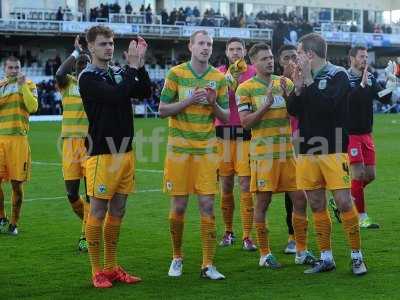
top-left (10, 8), bottom-right (82, 21)
top-left (0, 19), bottom-right (273, 41)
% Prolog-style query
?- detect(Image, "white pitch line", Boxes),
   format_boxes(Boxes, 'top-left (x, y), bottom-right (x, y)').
top-left (5, 189), bottom-right (162, 203)
top-left (32, 161), bottom-right (163, 173)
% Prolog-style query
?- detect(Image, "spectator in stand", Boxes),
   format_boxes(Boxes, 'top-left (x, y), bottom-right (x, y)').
top-left (161, 9), bottom-right (169, 24)
top-left (56, 7), bottom-right (64, 21)
top-left (193, 6), bottom-right (200, 18)
top-left (140, 4), bottom-right (145, 14)
top-left (125, 2), bottom-right (133, 14)
top-left (145, 5), bottom-right (152, 24)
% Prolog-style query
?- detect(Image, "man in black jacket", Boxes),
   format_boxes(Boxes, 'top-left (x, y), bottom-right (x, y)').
top-left (287, 33), bottom-right (367, 276)
top-left (347, 46), bottom-right (390, 229)
top-left (78, 25), bottom-right (151, 288)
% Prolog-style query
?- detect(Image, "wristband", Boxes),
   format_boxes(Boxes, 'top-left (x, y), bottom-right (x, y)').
top-left (71, 50), bottom-right (80, 59)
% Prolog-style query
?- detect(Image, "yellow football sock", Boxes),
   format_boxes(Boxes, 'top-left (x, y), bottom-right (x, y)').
top-left (86, 214), bottom-right (103, 275)
top-left (313, 210), bottom-right (332, 252)
top-left (292, 212), bottom-right (308, 252)
top-left (169, 212), bottom-right (184, 259)
top-left (70, 197), bottom-right (84, 220)
top-left (221, 192), bottom-right (234, 233)
top-left (240, 192), bottom-right (254, 239)
top-left (81, 201), bottom-right (90, 237)
top-left (11, 189), bottom-right (23, 225)
top-left (0, 187), bottom-right (5, 218)
top-left (255, 222), bottom-right (270, 256)
top-left (341, 206), bottom-right (361, 251)
top-left (104, 214), bottom-right (122, 272)
top-left (200, 215), bottom-right (216, 268)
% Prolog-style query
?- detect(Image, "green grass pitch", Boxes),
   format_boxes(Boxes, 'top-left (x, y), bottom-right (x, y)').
top-left (0, 114), bottom-right (399, 299)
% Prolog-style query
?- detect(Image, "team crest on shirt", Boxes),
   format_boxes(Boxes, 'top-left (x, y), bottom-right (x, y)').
top-left (98, 184), bottom-right (107, 193)
top-left (350, 148), bottom-right (359, 157)
top-left (114, 74), bottom-right (123, 84)
top-left (318, 79), bottom-right (327, 90)
top-left (257, 179), bottom-right (266, 188)
top-left (207, 81), bottom-right (216, 89)
top-left (166, 181), bottom-right (173, 191)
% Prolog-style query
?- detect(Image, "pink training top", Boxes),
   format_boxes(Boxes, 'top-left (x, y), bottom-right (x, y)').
top-left (215, 64), bottom-right (257, 126)
top-left (290, 116), bottom-right (299, 137)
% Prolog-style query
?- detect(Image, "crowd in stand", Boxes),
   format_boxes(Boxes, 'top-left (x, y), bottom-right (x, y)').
top-left (89, 2), bottom-right (153, 23)
top-left (36, 79), bottom-right (62, 115)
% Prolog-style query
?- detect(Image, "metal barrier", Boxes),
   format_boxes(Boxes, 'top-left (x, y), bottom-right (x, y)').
top-left (0, 19), bottom-right (273, 41)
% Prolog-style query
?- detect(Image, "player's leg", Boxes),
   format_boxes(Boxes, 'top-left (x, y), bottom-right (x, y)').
top-left (284, 192), bottom-right (296, 254)
top-left (332, 188), bottom-right (367, 275)
top-left (168, 195), bottom-right (188, 277)
top-left (239, 176), bottom-right (256, 251)
top-left (199, 194), bottom-right (225, 280)
top-left (103, 193), bottom-right (141, 285)
top-left (65, 179), bottom-right (84, 219)
top-left (359, 136), bottom-right (379, 228)
top-left (219, 174), bottom-right (236, 246)
top-left (350, 162), bottom-right (368, 220)
top-left (255, 191), bottom-right (280, 269)
top-left (86, 196), bottom-right (112, 288)
top-left (9, 180), bottom-right (23, 235)
top-left (289, 190), bottom-right (316, 265)
top-left (0, 180), bottom-right (9, 233)
top-left (324, 154), bottom-right (367, 275)
top-left (304, 189), bottom-right (336, 274)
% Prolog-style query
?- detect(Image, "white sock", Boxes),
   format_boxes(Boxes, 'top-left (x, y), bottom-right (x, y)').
top-left (320, 250), bottom-right (333, 262)
top-left (351, 250), bottom-right (363, 260)
top-left (359, 213), bottom-right (368, 220)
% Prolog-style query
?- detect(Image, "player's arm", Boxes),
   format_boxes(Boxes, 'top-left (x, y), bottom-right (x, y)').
top-left (158, 89), bottom-right (208, 118)
top-left (286, 65), bottom-right (305, 117)
top-left (128, 66), bottom-right (152, 99)
top-left (56, 35), bottom-right (82, 89)
top-left (237, 87), bottom-right (273, 130)
top-left (208, 79), bottom-right (229, 123)
top-left (158, 69), bottom-right (206, 118)
top-left (372, 77), bottom-right (392, 104)
top-left (17, 74), bottom-right (38, 113)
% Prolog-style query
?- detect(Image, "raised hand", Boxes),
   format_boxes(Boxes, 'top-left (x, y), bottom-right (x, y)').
top-left (124, 37), bottom-right (148, 69)
top-left (292, 64), bottom-right (304, 94)
top-left (264, 88), bottom-right (274, 109)
top-left (361, 64), bottom-right (369, 87)
top-left (188, 87), bottom-right (208, 105)
top-left (205, 87), bottom-right (217, 106)
top-left (280, 77), bottom-right (290, 97)
top-left (17, 72), bottom-right (26, 86)
top-left (74, 35), bottom-right (83, 52)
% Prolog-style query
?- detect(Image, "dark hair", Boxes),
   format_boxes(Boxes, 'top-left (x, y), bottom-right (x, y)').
top-left (4, 56), bottom-right (20, 65)
top-left (298, 33), bottom-right (327, 59)
top-left (226, 38), bottom-right (245, 49)
top-left (248, 43), bottom-right (271, 59)
top-left (349, 45), bottom-right (367, 58)
top-left (278, 44), bottom-right (296, 58)
top-left (86, 25), bottom-right (114, 43)
top-left (190, 30), bottom-right (209, 44)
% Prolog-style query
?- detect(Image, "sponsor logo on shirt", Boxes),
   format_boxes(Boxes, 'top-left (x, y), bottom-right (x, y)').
top-left (318, 79), bottom-right (327, 90)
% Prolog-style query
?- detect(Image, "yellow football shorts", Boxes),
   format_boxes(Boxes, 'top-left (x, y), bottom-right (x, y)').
top-left (217, 139), bottom-right (251, 177)
top-left (62, 138), bottom-right (87, 180)
top-left (86, 151), bottom-right (135, 200)
top-left (296, 153), bottom-right (351, 191)
top-left (0, 135), bottom-right (31, 182)
top-left (163, 152), bottom-right (218, 196)
top-left (250, 157), bottom-right (297, 193)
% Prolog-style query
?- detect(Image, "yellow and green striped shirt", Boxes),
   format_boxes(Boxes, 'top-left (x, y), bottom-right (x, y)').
top-left (60, 75), bottom-right (88, 138)
top-left (236, 75), bottom-right (294, 160)
top-left (0, 78), bottom-right (37, 136)
top-left (160, 62), bottom-right (228, 155)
